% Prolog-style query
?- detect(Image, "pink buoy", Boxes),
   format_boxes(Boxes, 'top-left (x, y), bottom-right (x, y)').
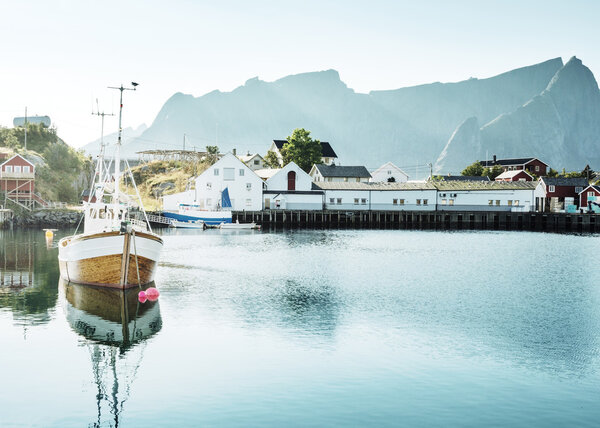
top-left (146, 287), bottom-right (160, 301)
top-left (138, 290), bottom-right (147, 303)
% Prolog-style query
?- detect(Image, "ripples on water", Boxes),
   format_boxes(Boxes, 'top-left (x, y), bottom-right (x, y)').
top-left (1, 228), bottom-right (600, 426)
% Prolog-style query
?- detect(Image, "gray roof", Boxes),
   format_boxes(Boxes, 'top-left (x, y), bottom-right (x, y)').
top-left (314, 182), bottom-right (436, 190)
top-left (480, 157), bottom-right (547, 167)
top-left (440, 175), bottom-right (491, 182)
top-left (540, 177), bottom-right (589, 187)
top-left (433, 181), bottom-right (537, 191)
top-left (315, 164), bottom-right (371, 178)
top-left (273, 140), bottom-right (337, 158)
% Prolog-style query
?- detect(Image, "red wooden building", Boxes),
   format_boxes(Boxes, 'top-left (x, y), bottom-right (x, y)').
top-left (481, 156), bottom-right (548, 176)
top-left (0, 154), bottom-right (46, 210)
top-left (579, 185), bottom-right (600, 210)
top-left (534, 177), bottom-right (589, 212)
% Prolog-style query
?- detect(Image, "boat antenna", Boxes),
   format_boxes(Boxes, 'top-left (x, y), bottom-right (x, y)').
top-left (108, 82), bottom-right (138, 204)
top-left (91, 100), bottom-right (115, 191)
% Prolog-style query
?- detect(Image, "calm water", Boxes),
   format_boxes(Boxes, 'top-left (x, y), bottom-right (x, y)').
top-left (1, 227), bottom-right (600, 427)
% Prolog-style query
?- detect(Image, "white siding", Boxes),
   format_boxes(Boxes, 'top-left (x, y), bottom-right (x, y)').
top-left (194, 153), bottom-right (264, 211)
top-left (266, 162), bottom-right (313, 191)
top-left (436, 189), bottom-right (534, 212)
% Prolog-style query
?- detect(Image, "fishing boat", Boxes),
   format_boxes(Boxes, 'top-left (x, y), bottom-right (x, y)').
top-left (58, 83), bottom-right (163, 289)
top-left (169, 218), bottom-right (207, 229)
top-left (163, 187), bottom-right (233, 226)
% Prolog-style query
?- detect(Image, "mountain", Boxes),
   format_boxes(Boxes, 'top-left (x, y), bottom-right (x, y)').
top-left (435, 57), bottom-right (600, 173)
top-left (91, 57), bottom-right (598, 176)
top-left (81, 124), bottom-right (147, 157)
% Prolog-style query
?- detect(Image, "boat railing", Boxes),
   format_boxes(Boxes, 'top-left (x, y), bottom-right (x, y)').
top-left (128, 217), bottom-right (149, 232)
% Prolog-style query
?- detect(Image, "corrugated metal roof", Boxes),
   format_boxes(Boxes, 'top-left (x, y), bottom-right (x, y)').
top-left (433, 180), bottom-right (537, 191)
top-left (440, 175), bottom-right (490, 182)
top-left (314, 181), bottom-right (437, 190)
top-left (480, 157), bottom-right (546, 167)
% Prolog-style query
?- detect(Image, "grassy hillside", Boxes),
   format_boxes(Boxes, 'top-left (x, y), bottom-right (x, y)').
top-left (0, 124), bottom-right (92, 204)
top-left (124, 159), bottom-right (210, 210)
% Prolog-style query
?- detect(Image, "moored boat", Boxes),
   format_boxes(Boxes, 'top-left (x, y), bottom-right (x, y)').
top-left (163, 187), bottom-right (233, 226)
top-left (58, 83), bottom-right (162, 289)
top-left (219, 220), bottom-right (261, 230)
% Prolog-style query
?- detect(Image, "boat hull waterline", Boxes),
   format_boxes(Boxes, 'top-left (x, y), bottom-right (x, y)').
top-left (58, 231), bottom-right (163, 289)
top-left (162, 210), bottom-right (232, 226)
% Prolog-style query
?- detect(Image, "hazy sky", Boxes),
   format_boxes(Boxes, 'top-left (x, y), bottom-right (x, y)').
top-left (1, 0), bottom-right (598, 148)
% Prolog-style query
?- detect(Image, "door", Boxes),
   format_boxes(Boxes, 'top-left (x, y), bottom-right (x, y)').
top-left (287, 171), bottom-right (296, 191)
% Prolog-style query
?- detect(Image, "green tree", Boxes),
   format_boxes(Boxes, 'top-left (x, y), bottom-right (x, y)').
top-left (482, 165), bottom-right (503, 180)
top-left (547, 168), bottom-right (559, 177)
top-left (280, 128), bottom-right (322, 172)
top-left (263, 150), bottom-right (280, 168)
top-left (461, 161), bottom-right (484, 177)
top-left (206, 145), bottom-right (219, 165)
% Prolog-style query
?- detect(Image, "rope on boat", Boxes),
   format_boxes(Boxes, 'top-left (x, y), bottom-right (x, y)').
top-left (132, 230), bottom-right (142, 289)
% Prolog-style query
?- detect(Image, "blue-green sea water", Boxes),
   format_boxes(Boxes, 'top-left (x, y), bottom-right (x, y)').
top-left (1, 228), bottom-right (600, 427)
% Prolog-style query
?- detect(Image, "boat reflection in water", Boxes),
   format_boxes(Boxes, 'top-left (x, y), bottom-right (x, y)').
top-left (60, 280), bottom-right (162, 427)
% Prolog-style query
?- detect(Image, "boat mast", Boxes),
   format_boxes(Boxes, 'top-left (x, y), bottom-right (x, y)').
top-left (108, 82), bottom-right (138, 205)
top-left (92, 101), bottom-right (115, 193)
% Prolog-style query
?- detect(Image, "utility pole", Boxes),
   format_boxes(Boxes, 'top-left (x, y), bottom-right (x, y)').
top-left (428, 162), bottom-right (433, 180)
top-left (183, 133), bottom-right (186, 151)
top-left (108, 82), bottom-right (138, 204)
top-left (24, 107), bottom-right (27, 151)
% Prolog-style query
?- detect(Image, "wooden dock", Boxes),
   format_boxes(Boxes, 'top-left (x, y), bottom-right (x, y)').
top-left (232, 210), bottom-right (600, 234)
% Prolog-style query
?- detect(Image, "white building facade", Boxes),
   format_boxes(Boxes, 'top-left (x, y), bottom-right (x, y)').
top-left (370, 162), bottom-right (409, 183)
top-left (264, 161), bottom-right (323, 210)
top-left (435, 181), bottom-right (536, 212)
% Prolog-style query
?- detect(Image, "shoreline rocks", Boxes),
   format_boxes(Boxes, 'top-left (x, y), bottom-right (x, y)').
top-left (3, 209), bottom-right (82, 229)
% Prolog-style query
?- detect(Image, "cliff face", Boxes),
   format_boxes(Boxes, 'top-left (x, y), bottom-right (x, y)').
top-left (90, 57), bottom-right (599, 175)
top-left (436, 57), bottom-right (600, 173)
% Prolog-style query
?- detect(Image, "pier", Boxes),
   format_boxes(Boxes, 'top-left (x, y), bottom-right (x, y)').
top-left (231, 210), bottom-right (600, 234)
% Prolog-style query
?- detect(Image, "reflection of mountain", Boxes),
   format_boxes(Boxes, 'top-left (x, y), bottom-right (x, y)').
top-left (0, 230), bottom-right (59, 322)
top-left (61, 280), bottom-right (162, 427)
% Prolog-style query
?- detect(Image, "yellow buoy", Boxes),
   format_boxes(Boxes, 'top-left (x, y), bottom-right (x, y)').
top-left (45, 230), bottom-right (54, 239)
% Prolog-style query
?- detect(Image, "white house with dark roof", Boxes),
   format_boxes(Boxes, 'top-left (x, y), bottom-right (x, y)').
top-left (309, 164), bottom-right (371, 183)
top-left (495, 170), bottom-right (534, 182)
top-left (370, 162), bottom-right (409, 183)
top-left (268, 139), bottom-right (338, 166)
top-left (264, 161), bottom-right (323, 210)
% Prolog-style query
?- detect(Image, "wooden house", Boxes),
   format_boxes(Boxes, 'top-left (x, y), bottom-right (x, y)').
top-left (268, 140), bottom-right (338, 167)
top-left (0, 154), bottom-right (45, 210)
top-left (579, 185), bottom-right (600, 212)
top-left (534, 177), bottom-right (589, 212)
top-left (480, 156), bottom-right (548, 176)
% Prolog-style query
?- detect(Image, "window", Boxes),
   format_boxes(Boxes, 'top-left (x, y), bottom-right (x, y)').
top-left (388, 170), bottom-right (392, 175)
top-left (514, 200), bottom-right (519, 206)
top-left (254, 160), bottom-right (260, 165)
top-left (549, 185), bottom-right (555, 192)
top-left (336, 198), bottom-right (342, 204)
top-left (14, 166), bottom-right (21, 173)
top-left (589, 191), bottom-right (595, 197)
top-left (508, 200), bottom-right (513, 206)
top-left (496, 200), bottom-right (500, 206)
top-left (449, 199), bottom-right (454, 206)
top-left (399, 199), bottom-right (405, 205)
top-left (239, 169), bottom-right (245, 176)
top-left (246, 198), bottom-right (251, 207)
top-left (246, 183), bottom-right (252, 190)
top-left (423, 199), bottom-right (428, 205)
top-left (361, 198), bottom-right (367, 205)
top-left (224, 168), bottom-right (235, 181)
top-left (488, 200), bottom-right (493, 205)
top-left (416, 199), bottom-right (421, 205)
top-left (214, 168), bottom-right (219, 176)
top-left (535, 165), bottom-right (539, 171)
top-left (354, 198), bottom-right (359, 205)
top-left (441, 199), bottom-right (447, 205)
top-left (329, 198), bottom-right (335, 204)
top-left (23, 166), bottom-right (30, 173)
top-left (575, 187), bottom-right (582, 193)
top-left (206, 182), bottom-right (212, 189)
top-left (393, 199), bottom-right (398, 205)
top-left (5, 165), bottom-right (12, 173)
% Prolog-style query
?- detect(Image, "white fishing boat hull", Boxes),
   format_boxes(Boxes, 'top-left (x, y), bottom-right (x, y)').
top-left (58, 231), bottom-right (163, 289)
top-left (169, 219), bottom-right (206, 229)
top-left (163, 209), bottom-right (232, 226)
top-left (219, 221), bottom-right (260, 230)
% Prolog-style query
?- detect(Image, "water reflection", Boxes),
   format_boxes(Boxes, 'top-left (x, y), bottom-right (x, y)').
top-left (60, 280), bottom-right (162, 427)
top-left (0, 229), bottom-right (59, 323)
